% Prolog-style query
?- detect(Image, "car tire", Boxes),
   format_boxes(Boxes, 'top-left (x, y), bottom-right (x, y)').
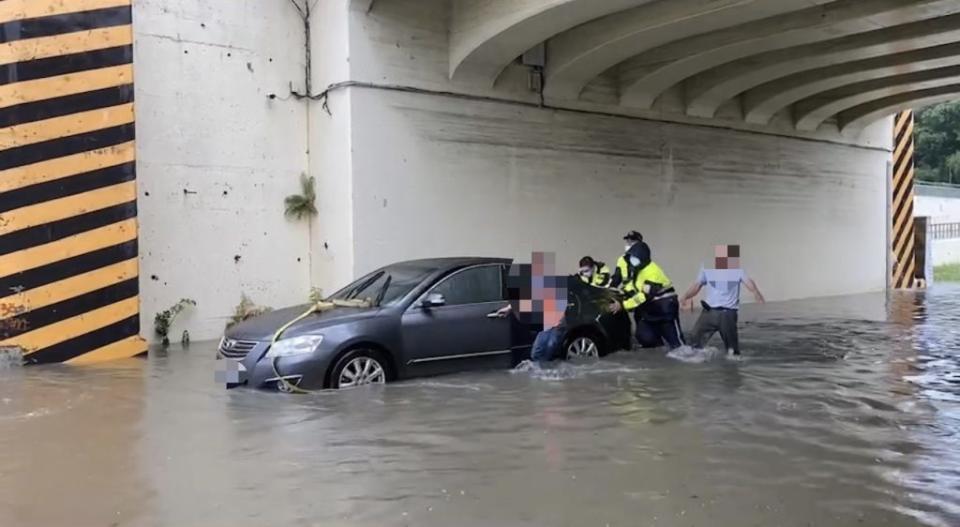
top-left (564, 332), bottom-right (605, 359)
top-left (328, 348), bottom-right (392, 389)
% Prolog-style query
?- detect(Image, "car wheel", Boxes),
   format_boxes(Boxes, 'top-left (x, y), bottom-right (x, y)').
top-left (566, 334), bottom-right (601, 359)
top-left (329, 349), bottom-right (389, 389)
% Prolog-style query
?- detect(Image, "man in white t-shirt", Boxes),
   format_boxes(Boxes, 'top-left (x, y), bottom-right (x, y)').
top-left (679, 244), bottom-right (765, 356)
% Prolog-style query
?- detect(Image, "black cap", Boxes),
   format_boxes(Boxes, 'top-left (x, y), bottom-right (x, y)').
top-left (623, 230), bottom-right (643, 242)
top-left (579, 256), bottom-right (595, 267)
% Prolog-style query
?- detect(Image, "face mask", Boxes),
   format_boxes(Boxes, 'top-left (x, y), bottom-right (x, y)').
top-left (624, 244), bottom-right (633, 252)
top-left (629, 256), bottom-right (641, 267)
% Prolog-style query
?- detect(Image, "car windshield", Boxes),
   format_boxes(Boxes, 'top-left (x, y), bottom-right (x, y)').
top-left (328, 263), bottom-right (437, 306)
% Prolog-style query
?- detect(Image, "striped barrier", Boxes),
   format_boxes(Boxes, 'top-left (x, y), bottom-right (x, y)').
top-left (0, 0), bottom-right (145, 364)
top-left (891, 111), bottom-right (917, 290)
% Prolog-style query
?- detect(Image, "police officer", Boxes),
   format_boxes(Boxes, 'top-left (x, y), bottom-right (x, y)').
top-left (608, 243), bottom-right (685, 349)
top-left (610, 230), bottom-right (646, 292)
top-left (578, 256), bottom-right (612, 287)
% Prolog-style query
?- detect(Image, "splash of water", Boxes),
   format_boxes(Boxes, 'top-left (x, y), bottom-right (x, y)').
top-left (666, 345), bottom-right (731, 364)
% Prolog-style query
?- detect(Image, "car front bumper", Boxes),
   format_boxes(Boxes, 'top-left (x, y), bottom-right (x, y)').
top-left (217, 340), bottom-right (334, 391)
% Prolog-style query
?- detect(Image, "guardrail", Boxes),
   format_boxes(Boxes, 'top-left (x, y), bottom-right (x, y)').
top-left (918, 181), bottom-right (960, 189)
top-left (932, 222), bottom-right (960, 240)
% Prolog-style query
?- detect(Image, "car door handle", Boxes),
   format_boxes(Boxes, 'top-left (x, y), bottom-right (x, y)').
top-left (486, 312), bottom-right (501, 319)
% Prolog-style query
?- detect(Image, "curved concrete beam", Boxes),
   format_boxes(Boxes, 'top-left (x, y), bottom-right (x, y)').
top-left (618, 0), bottom-right (948, 110)
top-left (743, 41), bottom-right (960, 125)
top-left (684, 9), bottom-right (960, 118)
top-left (839, 85), bottom-right (960, 137)
top-left (448, 0), bottom-right (652, 86)
top-left (541, 0), bottom-right (815, 101)
top-left (796, 66), bottom-right (960, 131)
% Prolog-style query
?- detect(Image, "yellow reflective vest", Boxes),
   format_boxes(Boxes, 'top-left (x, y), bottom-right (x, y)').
top-left (613, 255), bottom-right (637, 293)
top-left (579, 263), bottom-right (612, 287)
top-left (622, 262), bottom-right (673, 311)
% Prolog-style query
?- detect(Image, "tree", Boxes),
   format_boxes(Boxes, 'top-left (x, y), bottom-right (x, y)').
top-left (915, 101), bottom-right (960, 184)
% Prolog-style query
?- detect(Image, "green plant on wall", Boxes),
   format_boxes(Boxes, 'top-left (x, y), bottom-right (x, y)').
top-left (284, 173), bottom-right (317, 220)
top-left (285, 173), bottom-right (320, 304)
top-left (154, 299), bottom-right (197, 346)
top-left (227, 293), bottom-right (272, 329)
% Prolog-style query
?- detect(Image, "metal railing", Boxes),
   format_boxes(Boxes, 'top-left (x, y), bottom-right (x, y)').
top-left (931, 222), bottom-right (960, 240)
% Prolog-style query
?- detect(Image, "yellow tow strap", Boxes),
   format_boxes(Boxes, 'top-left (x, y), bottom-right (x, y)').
top-left (269, 298), bottom-right (373, 394)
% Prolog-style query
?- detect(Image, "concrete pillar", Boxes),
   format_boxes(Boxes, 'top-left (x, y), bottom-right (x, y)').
top-left (0, 0), bottom-right (146, 364)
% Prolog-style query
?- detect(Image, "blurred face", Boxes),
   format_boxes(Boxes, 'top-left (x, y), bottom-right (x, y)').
top-left (714, 244), bottom-right (741, 269)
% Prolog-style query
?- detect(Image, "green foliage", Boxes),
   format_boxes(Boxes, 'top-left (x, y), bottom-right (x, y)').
top-left (284, 173), bottom-right (317, 220)
top-left (934, 263), bottom-right (960, 282)
top-left (154, 299), bottom-right (197, 346)
top-left (915, 101), bottom-right (960, 184)
top-left (227, 293), bottom-right (272, 329)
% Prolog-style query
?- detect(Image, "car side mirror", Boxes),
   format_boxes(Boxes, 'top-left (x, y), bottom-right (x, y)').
top-left (422, 293), bottom-right (445, 308)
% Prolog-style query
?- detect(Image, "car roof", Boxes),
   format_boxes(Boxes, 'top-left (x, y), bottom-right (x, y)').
top-left (392, 257), bottom-right (512, 270)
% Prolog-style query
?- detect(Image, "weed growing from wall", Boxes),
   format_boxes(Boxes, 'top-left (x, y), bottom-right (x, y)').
top-left (284, 173), bottom-right (317, 220)
top-left (154, 299), bottom-right (197, 346)
top-left (227, 294), bottom-right (272, 329)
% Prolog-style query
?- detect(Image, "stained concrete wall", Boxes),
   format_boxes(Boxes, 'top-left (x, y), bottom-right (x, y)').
top-left (347, 88), bottom-right (889, 302)
top-left (339, 0), bottom-right (890, 301)
top-left (133, 0), bottom-right (311, 342)
top-left (349, 0), bottom-right (893, 149)
top-left (131, 0), bottom-right (898, 342)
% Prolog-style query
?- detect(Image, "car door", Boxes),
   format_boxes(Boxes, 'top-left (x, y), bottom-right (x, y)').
top-left (402, 264), bottom-right (512, 373)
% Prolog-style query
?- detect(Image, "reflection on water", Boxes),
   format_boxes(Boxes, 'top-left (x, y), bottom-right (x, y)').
top-left (1, 287), bottom-right (959, 527)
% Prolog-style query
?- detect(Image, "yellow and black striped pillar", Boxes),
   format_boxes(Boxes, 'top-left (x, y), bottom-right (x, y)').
top-left (891, 110), bottom-right (916, 290)
top-left (0, 0), bottom-right (145, 364)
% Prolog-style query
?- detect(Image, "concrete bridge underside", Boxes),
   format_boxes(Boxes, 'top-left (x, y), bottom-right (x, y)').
top-left (447, 0), bottom-right (960, 137)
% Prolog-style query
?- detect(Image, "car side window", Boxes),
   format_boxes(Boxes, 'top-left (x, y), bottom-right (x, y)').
top-left (430, 265), bottom-right (504, 306)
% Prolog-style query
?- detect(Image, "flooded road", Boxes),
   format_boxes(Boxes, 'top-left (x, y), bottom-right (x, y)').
top-left (2, 287), bottom-right (960, 527)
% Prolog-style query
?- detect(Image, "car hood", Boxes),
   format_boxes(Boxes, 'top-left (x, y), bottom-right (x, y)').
top-left (224, 304), bottom-right (380, 340)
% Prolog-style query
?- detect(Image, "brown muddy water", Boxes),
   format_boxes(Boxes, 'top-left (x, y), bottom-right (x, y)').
top-left (1, 288), bottom-right (959, 527)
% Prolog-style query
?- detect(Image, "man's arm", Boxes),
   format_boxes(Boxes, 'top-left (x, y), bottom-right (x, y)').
top-left (680, 268), bottom-right (708, 310)
top-left (609, 265), bottom-right (623, 288)
top-left (609, 287), bottom-right (648, 314)
top-left (743, 279), bottom-right (765, 303)
top-left (680, 281), bottom-right (703, 310)
top-left (680, 281), bottom-right (703, 303)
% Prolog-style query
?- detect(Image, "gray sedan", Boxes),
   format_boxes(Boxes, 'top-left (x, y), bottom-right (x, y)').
top-left (218, 257), bottom-right (630, 391)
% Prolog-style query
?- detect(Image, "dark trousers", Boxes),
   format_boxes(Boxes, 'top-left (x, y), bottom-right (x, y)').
top-left (690, 306), bottom-right (739, 354)
top-left (633, 296), bottom-right (685, 350)
top-left (531, 326), bottom-right (565, 362)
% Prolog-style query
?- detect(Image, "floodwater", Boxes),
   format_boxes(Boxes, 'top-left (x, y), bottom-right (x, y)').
top-left (2, 288), bottom-right (960, 527)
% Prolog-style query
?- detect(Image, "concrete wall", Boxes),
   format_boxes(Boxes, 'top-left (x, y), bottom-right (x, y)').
top-left (916, 184), bottom-right (960, 266)
top-left (915, 184), bottom-right (960, 223)
top-left (337, 0), bottom-right (890, 300)
top-left (346, 88), bottom-right (889, 302)
top-left (308, 0), bottom-right (355, 299)
top-left (133, 0), bottom-right (311, 341)
top-left (130, 0), bottom-right (898, 342)
top-left (349, 0), bottom-right (894, 149)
